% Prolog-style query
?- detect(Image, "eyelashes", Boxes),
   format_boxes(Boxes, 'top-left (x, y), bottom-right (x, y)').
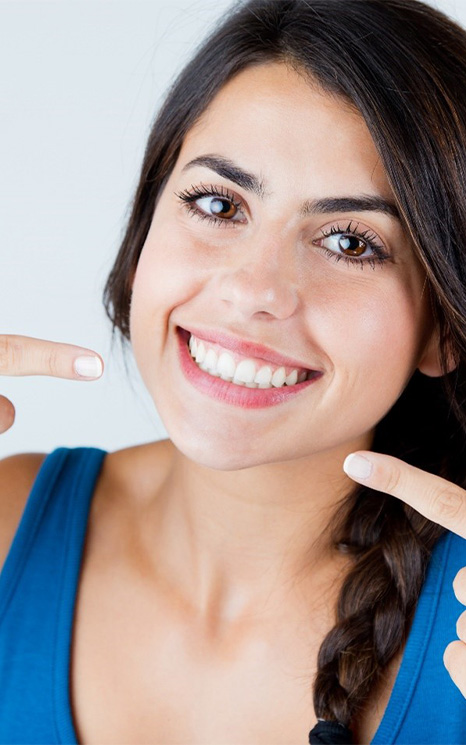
top-left (175, 183), bottom-right (245, 228)
top-left (314, 221), bottom-right (388, 270)
top-left (174, 183), bottom-right (390, 269)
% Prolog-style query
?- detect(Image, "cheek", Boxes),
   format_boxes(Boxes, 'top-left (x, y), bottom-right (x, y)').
top-left (315, 277), bottom-right (426, 412)
top-left (339, 292), bottom-right (419, 365)
top-left (129, 223), bottom-right (206, 375)
top-left (129, 238), bottom-right (176, 368)
top-left (131, 221), bottom-right (187, 311)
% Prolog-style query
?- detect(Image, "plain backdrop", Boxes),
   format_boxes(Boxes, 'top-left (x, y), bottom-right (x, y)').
top-left (2, 0), bottom-right (466, 458)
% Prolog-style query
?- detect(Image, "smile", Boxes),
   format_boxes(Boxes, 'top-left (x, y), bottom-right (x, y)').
top-left (188, 333), bottom-right (310, 389)
top-left (176, 327), bottom-right (322, 409)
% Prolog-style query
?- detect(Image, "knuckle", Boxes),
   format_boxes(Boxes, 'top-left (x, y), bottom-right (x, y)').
top-left (429, 486), bottom-right (464, 524)
top-left (0, 336), bottom-right (21, 374)
top-left (453, 568), bottom-right (466, 605)
top-left (444, 640), bottom-right (456, 670)
top-left (444, 640), bottom-right (466, 687)
top-left (45, 347), bottom-right (60, 377)
top-left (382, 463), bottom-right (403, 495)
top-left (0, 396), bottom-right (15, 433)
top-left (457, 611), bottom-right (466, 641)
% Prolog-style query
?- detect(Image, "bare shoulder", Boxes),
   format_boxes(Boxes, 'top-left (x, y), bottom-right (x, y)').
top-left (92, 439), bottom-right (175, 514)
top-left (106, 439), bottom-right (175, 493)
top-left (0, 442), bottom-right (173, 575)
top-left (0, 452), bottom-right (48, 573)
top-left (80, 439), bottom-right (175, 571)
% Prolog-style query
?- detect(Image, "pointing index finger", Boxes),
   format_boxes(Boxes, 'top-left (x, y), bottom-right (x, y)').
top-left (343, 451), bottom-right (466, 539)
top-left (0, 335), bottom-right (104, 380)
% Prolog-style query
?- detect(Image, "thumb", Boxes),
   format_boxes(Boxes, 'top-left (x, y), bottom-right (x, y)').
top-left (343, 451), bottom-right (466, 540)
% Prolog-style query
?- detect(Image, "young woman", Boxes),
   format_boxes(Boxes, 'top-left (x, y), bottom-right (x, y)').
top-left (1, 0), bottom-right (466, 743)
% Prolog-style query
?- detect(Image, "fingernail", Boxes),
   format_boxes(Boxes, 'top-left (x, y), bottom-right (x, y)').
top-left (343, 453), bottom-right (373, 480)
top-left (74, 355), bottom-right (103, 379)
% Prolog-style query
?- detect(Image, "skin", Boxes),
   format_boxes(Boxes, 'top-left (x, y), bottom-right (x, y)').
top-left (131, 63), bottom-right (436, 475)
top-left (2, 60), bottom-right (466, 740)
top-left (128, 61), bottom-right (440, 609)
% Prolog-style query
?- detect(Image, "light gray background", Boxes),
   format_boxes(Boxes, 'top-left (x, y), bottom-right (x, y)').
top-left (2, 0), bottom-right (465, 458)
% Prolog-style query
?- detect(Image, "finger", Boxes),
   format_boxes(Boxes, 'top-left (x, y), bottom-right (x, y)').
top-left (0, 335), bottom-right (104, 380)
top-left (0, 395), bottom-right (15, 434)
top-left (343, 451), bottom-right (466, 539)
top-left (453, 568), bottom-right (466, 606)
top-left (444, 640), bottom-right (466, 698)
top-left (457, 609), bottom-right (466, 641)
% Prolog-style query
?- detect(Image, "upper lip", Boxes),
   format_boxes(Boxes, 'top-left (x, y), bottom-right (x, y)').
top-left (179, 326), bottom-right (317, 371)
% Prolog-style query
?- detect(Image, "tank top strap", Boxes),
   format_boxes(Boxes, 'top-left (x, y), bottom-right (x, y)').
top-left (372, 530), bottom-right (466, 744)
top-left (0, 446), bottom-right (107, 744)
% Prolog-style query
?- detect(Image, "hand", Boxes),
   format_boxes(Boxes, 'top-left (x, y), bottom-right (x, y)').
top-left (0, 334), bottom-right (104, 434)
top-left (343, 450), bottom-right (466, 698)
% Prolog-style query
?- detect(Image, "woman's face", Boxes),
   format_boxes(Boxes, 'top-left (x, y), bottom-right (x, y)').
top-left (130, 62), bottom-right (435, 470)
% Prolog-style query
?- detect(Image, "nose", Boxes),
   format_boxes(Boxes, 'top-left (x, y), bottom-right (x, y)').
top-left (216, 234), bottom-right (300, 320)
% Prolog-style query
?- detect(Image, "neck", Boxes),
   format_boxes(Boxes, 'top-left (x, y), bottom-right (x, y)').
top-left (138, 434), bottom-right (371, 624)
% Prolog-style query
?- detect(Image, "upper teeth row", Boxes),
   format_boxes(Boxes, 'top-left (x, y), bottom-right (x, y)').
top-left (188, 334), bottom-right (307, 388)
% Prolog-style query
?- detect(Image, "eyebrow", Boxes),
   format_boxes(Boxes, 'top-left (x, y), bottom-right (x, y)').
top-left (181, 154), bottom-right (401, 221)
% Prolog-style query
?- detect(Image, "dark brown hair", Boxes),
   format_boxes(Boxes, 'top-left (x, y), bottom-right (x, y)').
top-left (103, 0), bottom-right (466, 737)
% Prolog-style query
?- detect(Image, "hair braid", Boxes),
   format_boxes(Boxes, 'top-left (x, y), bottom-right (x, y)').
top-left (313, 487), bottom-right (444, 728)
top-left (312, 371), bottom-right (461, 733)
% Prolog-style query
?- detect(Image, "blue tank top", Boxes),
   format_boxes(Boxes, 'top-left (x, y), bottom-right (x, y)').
top-left (0, 446), bottom-right (465, 744)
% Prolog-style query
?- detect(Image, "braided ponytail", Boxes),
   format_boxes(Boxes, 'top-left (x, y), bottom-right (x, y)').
top-left (311, 371), bottom-right (465, 739)
top-left (312, 489), bottom-right (444, 733)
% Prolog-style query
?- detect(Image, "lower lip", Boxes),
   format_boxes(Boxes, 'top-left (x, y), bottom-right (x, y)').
top-left (176, 327), bottom-right (322, 409)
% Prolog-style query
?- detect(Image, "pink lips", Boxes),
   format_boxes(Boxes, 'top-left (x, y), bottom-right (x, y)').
top-left (180, 325), bottom-right (315, 373)
top-left (176, 327), bottom-right (322, 409)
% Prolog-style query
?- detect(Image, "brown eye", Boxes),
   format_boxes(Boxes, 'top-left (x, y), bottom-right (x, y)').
top-left (337, 235), bottom-right (367, 256)
top-left (314, 231), bottom-right (375, 259)
top-left (197, 196), bottom-right (238, 220)
top-left (312, 223), bottom-right (389, 268)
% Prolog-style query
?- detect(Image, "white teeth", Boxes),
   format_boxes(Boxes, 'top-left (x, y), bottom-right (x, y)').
top-left (217, 351), bottom-right (236, 380)
top-left (203, 348), bottom-right (218, 373)
top-left (233, 359), bottom-right (256, 384)
top-left (187, 334), bottom-right (310, 389)
top-left (271, 367), bottom-right (286, 387)
top-left (254, 365), bottom-right (272, 385)
top-left (195, 341), bottom-right (206, 364)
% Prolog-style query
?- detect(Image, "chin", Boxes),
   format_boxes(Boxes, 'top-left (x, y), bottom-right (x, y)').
top-left (167, 428), bottom-right (277, 471)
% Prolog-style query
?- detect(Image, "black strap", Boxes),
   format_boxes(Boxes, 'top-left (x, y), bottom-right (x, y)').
top-left (308, 720), bottom-right (353, 744)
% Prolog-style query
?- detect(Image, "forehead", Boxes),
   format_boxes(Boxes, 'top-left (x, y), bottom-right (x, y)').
top-left (178, 62), bottom-right (390, 200)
